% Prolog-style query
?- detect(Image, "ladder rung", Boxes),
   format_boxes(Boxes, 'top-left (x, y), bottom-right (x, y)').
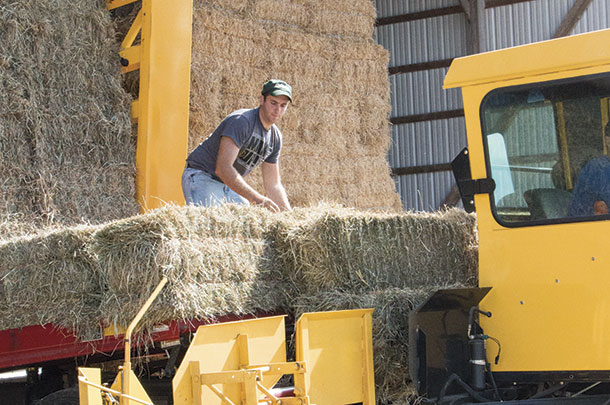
top-left (106, 0), bottom-right (139, 10)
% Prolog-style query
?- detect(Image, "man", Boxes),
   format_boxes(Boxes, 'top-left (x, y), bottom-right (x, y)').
top-left (182, 79), bottom-right (292, 212)
top-left (568, 125), bottom-right (610, 217)
top-left (567, 155), bottom-right (610, 216)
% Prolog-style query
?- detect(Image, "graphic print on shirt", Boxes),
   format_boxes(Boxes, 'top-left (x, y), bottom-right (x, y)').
top-left (233, 131), bottom-right (272, 175)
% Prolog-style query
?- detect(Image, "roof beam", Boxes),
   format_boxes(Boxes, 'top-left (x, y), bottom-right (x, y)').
top-left (391, 163), bottom-right (452, 176)
top-left (376, 0), bottom-right (533, 27)
top-left (375, 6), bottom-right (462, 26)
top-left (390, 109), bottom-right (464, 125)
top-left (553, 0), bottom-right (593, 38)
top-left (388, 58), bottom-right (454, 76)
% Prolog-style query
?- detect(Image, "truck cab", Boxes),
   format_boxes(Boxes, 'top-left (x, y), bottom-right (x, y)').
top-left (411, 28), bottom-right (610, 403)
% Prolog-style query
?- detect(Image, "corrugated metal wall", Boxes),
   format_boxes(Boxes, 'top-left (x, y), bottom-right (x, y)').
top-left (373, 0), bottom-right (610, 211)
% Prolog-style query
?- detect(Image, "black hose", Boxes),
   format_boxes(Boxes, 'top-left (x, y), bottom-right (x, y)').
top-left (482, 339), bottom-right (501, 401)
top-left (486, 364), bottom-right (501, 401)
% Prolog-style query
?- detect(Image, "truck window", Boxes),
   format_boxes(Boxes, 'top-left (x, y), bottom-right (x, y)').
top-left (481, 73), bottom-right (610, 225)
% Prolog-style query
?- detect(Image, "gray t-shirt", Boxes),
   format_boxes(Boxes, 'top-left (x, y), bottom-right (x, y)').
top-left (186, 107), bottom-right (282, 181)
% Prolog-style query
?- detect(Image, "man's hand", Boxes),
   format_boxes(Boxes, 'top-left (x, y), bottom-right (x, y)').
top-left (261, 197), bottom-right (280, 213)
top-left (216, 137), bottom-right (288, 213)
top-left (594, 200), bottom-right (609, 215)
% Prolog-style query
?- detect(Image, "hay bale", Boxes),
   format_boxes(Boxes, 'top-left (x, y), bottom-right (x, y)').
top-left (0, 204), bottom-right (292, 338)
top-left (0, 225), bottom-right (101, 339)
top-left (0, 0), bottom-right (136, 238)
top-left (88, 204), bottom-right (290, 330)
top-left (277, 206), bottom-right (478, 294)
top-left (0, 204), bottom-right (477, 336)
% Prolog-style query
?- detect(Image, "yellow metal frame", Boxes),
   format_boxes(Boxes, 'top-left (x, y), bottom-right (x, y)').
top-left (555, 101), bottom-right (573, 190)
top-left (78, 277), bottom-right (167, 405)
top-left (107, 0), bottom-right (193, 212)
top-left (444, 28), bottom-right (610, 373)
top-left (601, 97), bottom-right (610, 155)
top-left (296, 309), bottom-right (375, 405)
top-left (173, 309), bottom-right (375, 405)
top-left (172, 316), bottom-right (306, 405)
top-left (79, 368), bottom-right (153, 405)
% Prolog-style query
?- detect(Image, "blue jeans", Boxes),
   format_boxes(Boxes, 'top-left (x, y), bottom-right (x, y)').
top-left (182, 167), bottom-right (249, 207)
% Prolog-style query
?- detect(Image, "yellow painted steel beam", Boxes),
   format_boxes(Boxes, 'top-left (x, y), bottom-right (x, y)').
top-left (119, 45), bottom-right (141, 74)
top-left (602, 97), bottom-right (610, 155)
top-left (121, 9), bottom-right (143, 50)
top-left (246, 361), bottom-right (306, 376)
top-left (199, 369), bottom-right (260, 385)
top-left (556, 102), bottom-right (573, 190)
top-left (106, 0), bottom-right (139, 10)
top-left (130, 100), bottom-right (139, 124)
top-left (78, 368), bottom-right (103, 405)
top-left (136, 0), bottom-right (192, 211)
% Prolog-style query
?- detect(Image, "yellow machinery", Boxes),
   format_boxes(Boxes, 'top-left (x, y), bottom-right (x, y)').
top-left (410, 28), bottom-right (610, 403)
top-left (107, 0), bottom-right (192, 211)
top-left (78, 277), bottom-right (375, 404)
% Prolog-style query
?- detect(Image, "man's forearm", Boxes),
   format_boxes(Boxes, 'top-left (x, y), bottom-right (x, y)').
top-left (216, 166), bottom-right (265, 204)
top-left (266, 184), bottom-right (291, 211)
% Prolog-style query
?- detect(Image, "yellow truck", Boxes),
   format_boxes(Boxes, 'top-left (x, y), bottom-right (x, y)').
top-left (410, 28), bottom-right (610, 404)
top-left (75, 277), bottom-right (376, 405)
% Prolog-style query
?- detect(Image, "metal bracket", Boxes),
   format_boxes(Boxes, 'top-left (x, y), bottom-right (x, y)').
top-left (458, 177), bottom-right (496, 197)
top-left (451, 148), bottom-right (496, 213)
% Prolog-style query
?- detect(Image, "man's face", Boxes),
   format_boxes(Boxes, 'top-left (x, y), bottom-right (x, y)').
top-left (259, 94), bottom-right (290, 127)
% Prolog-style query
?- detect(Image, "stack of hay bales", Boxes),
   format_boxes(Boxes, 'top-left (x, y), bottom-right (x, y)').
top-left (189, 0), bottom-right (402, 210)
top-left (0, 0), bottom-right (137, 239)
top-left (0, 204), bottom-right (477, 402)
top-left (0, 0), bottom-right (402, 239)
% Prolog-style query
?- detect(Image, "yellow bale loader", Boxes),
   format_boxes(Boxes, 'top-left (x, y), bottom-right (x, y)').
top-left (77, 277), bottom-right (375, 405)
